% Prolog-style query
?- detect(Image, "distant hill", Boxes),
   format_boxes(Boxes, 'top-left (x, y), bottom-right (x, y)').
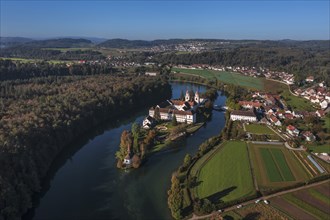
top-left (23, 38), bottom-right (94, 48)
top-left (98, 38), bottom-right (192, 48)
top-left (0, 37), bottom-right (34, 48)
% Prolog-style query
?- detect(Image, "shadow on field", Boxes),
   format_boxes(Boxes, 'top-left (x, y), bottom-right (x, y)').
top-left (242, 212), bottom-right (261, 220)
top-left (206, 186), bottom-right (237, 203)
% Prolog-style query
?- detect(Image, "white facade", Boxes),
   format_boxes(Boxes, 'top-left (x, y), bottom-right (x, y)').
top-left (230, 111), bottom-right (257, 122)
top-left (149, 109), bottom-right (196, 124)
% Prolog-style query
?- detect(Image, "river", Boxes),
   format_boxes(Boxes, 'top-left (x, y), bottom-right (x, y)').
top-left (26, 82), bottom-right (226, 220)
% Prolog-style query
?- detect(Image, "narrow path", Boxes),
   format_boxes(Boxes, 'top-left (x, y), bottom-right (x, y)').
top-left (245, 142), bottom-right (259, 191)
top-left (188, 179), bottom-right (330, 220)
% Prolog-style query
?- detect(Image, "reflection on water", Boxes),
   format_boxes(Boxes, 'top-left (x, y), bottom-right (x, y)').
top-left (27, 82), bottom-right (226, 220)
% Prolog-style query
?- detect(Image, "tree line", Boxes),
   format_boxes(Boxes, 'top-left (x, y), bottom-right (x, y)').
top-left (0, 59), bottom-right (114, 81)
top-left (0, 47), bottom-right (104, 61)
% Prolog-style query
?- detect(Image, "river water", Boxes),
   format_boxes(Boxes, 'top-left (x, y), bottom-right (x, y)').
top-left (28, 82), bottom-right (226, 220)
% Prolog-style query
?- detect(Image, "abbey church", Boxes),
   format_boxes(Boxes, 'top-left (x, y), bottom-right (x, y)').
top-left (143, 90), bottom-right (207, 128)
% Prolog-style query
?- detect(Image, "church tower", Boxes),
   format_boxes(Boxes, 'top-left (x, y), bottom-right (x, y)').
top-left (185, 90), bottom-right (190, 102)
top-left (194, 91), bottom-right (200, 103)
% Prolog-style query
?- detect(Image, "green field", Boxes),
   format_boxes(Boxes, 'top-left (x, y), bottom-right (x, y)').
top-left (0, 57), bottom-right (72, 64)
top-left (172, 68), bottom-right (264, 90)
top-left (248, 143), bottom-right (310, 189)
top-left (308, 144), bottom-right (330, 153)
top-left (281, 89), bottom-right (314, 111)
top-left (260, 148), bottom-right (283, 182)
top-left (245, 124), bottom-right (275, 135)
top-left (194, 141), bottom-right (255, 203)
top-left (264, 80), bottom-right (314, 111)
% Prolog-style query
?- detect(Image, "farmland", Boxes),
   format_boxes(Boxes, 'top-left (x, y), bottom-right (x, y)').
top-left (226, 203), bottom-right (289, 220)
top-left (193, 141), bottom-right (256, 203)
top-left (171, 67), bottom-right (264, 90)
top-left (270, 181), bottom-right (330, 220)
top-left (248, 143), bottom-right (310, 190)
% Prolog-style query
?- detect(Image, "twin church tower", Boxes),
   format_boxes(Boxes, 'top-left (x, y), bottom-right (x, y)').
top-left (185, 90), bottom-right (201, 104)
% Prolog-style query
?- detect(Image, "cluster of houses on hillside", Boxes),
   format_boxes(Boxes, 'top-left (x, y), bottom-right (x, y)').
top-left (142, 90), bottom-right (207, 129)
top-left (229, 91), bottom-right (328, 142)
top-left (294, 79), bottom-right (329, 110)
top-left (173, 65), bottom-right (295, 84)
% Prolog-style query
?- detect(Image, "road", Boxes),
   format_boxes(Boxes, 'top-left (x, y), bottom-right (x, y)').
top-left (188, 179), bottom-right (330, 220)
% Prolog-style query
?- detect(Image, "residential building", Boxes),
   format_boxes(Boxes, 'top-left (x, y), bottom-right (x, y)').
top-left (230, 110), bottom-right (257, 122)
top-left (302, 131), bottom-right (316, 142)
top-left (286, 125), bottom-right (300, 136)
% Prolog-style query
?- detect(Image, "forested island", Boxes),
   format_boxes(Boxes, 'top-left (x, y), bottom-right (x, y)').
top-left (0, 73), bottom-right (171, 220)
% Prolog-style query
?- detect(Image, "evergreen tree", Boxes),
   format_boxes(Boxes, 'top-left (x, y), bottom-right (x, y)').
top-left (153, 107), bottom-right (161, 121)
top-left (172, 114), bottom-right (178, 126)
top-left (180, 90), bottom-right (184, 100)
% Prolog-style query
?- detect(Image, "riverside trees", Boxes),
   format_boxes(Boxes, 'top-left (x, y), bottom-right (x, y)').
top-left (0, 74), bottom-right (171, 220)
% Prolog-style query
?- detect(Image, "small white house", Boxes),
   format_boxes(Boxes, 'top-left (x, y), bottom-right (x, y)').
top-left (320, 100), bottom-right (328, 110)
top-left (145, 72), bottom-right (158, 76)
top-left (302, 131), bottom-right (315, 142)
top-left (286, 125), bottom-right (300, 136)
top-left (123, 155), bottom-right (132, 165)
top-left (143, 116), bottom-right (156, 129)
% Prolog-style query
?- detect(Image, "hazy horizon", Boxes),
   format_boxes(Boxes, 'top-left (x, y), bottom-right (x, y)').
top-left (1, 1), bottom-right (329, 40)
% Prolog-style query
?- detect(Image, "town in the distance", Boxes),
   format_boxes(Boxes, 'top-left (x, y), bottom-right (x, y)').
top-left (0, 37), bottom-right (329, 220)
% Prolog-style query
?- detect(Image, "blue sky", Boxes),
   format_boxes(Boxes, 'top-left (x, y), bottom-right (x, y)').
top-left (1, 1), bottom-right (329, 40)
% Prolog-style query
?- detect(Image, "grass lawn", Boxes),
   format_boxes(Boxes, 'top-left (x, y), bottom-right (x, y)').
top-left (245, 124), bottom-right (275, 135)
top-left (281, 89), bottom-right (314, 111)
top-left (194, 141), bottom-right (255, 203)
top-left (172, 68), bottom-right (264, 90)
top-left (264, 79), bottom-right (314, 111)
top-left (308, 144), bottom-right (330, 153)
top-left (248, 143), bottom-right (310, 189)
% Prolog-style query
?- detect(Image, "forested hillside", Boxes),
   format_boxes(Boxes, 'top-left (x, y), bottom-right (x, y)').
top-left (0, 59), bottom-right (113, 81)
top-left (152, 45), bottom-right (330, 84)
top-left (0, 75), bottom-right (171, 220)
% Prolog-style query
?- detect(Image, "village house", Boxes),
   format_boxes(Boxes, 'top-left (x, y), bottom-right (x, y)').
top-left (315, 110), bottom-right (326, 118)
top-left (230, 110), bottom-right (257, 122)
top-left (301, 131), bottom-right (316, 142)
top-left (145, 72), bottom-right (158, 76)
top-left (305, 76), bottom-right (314, 83)
top-left (286, 125), bottom-right (300, 137)
top-left (270, 115), bottom-right (282, 126)
top-left (320, 100), bottom-right (328, 110)
top-left (238, 101), bottom-right (262, 109)
top-left (142, 116), bottom-right (156, 129)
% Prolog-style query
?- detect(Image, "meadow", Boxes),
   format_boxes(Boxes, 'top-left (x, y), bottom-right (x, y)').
top-left (193, 141), bottom-right (255, 203)
top-left (172, 67), bottom-right (264, 90)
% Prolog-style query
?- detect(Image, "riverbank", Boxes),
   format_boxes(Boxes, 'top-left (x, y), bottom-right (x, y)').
top-left (1, 76), bottom-right (172, 220)
top-left (26, 82), bottom-right (227, 220)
